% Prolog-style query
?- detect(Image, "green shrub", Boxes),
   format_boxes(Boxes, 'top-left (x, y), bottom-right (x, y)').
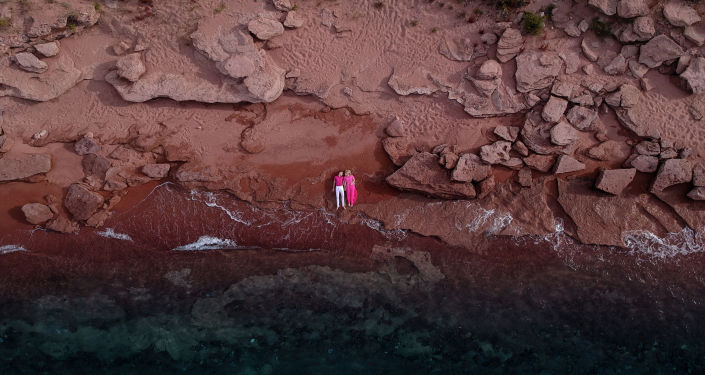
top-left (373, 1), bottom-right (384, 9)
top-left (0, 17), bottom-right (10, 29)
top-left (521, 11), bottom-right (544, 35)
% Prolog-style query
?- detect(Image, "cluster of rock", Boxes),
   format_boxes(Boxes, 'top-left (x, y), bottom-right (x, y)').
top-left (0, 2), bottom-right (99, 55)
top-left (14, 134), bottom-right (174, 232)
top-left (105, 0), bottom-right (303, 104)
top-left (578, 1), bottom-right (705, 94)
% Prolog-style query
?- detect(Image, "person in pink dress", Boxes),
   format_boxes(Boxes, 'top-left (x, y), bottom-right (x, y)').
top-left (343, 170), bottom-right (358, 207)
top-left (333, 171), bottom-right (346, 209)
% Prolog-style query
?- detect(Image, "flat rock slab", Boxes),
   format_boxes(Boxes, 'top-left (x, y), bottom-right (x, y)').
top-left (558, 179), bottom-right (684, 247)
top-left (0, 153), bottom-right (52, 181)
top-left (595, 168), bottom-right (636, 195)
top-left (386, 152), bottom-right (476, 199)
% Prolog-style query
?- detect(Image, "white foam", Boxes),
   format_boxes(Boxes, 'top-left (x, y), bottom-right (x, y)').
top-left (187, 190), bottom-right (252, 225)
top-left (0, 245), bottom-right (28, 255)
top-left (360, 218), bottom-right (407, 241)
top-left (96, 228), bottom-right (133, 242)
top-left (173, 236), bottom-right (240, 251)
top-left (624, 227), bottom-right (705, 259)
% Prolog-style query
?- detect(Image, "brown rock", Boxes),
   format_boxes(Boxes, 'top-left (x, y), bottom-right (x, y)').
top-left (589, 0), bottom-right (618, 15)
top-left (0, 154), bottom-right (52, 182)
top-left (550, 122), bottom-right (578, 146)
top-left (663, 1), bottom-right (701, 27)
top-left (542, 96), bottom-right (568, 123)
top-left (452, 153), bottom-right (491, 182)
top-left (680, 57), bottom-right (705, 94)
top-left (45, 216), bottom-right (80, 234)
top-left (687, 187), bottom-right (705, 200)
top-left (14, 52), bottom-right (48, 74)
top-left (639, 35), bottom-right (684, 69)
top-left (385, 118), bottom-right (405, 137)
top-left (626, 154), bottom-right (659, 173)
top-left (523, 154), bottom-right (556, 173)
top-left (587, 140), bottom-right (631, 161)
top-left (248, 17), bottom-right (285, 40)
top-left (493, 126), bottom-right (519, 142)
top-left (513, 141), bottom-right (529, 157)
top-left (595, 168), bottom-right (636, 195)
top-left (21, 203), bottom-right (54, 225)
top-left (382, 137), bottom-right (415, 166)
top-left (651, 159), bottom-right (693, 192)
top-left (386, 153), bottom-right (476, 199)
top-left (116, 53), bottom-right (146, 82)
top-left (515, 51), bottom-right (563, 93)
top-left (64, 184), bottom-right (104, 221)
top-left (82, 154), bottom-right (111, 179)
top-left (141, 163), bottom-right (171, 179)
top-left (558, 179), bottom-right (683, 246)
top-left (617, 0), bottom-right (649, 18)
top-left (566, 106), bottom-right (597, 131)
top-left (240, 127), bottom-right (265, 154)
top-left (554, 155), bottom-right (585, 174)
top-left (500, 157), bottom-right (524, 170)
top-left (517, 167), bottom-right (532, 187)
top-left (634, 140), bottom-right (660, 156)
top-left (479, 141), bottom-right (511, 164)
top-left (692, 164), bottom-right (705, 186)
top-left (74, 136), bottom-right (101, 155)
top-left (86, 210), bottom-right (112, 228)
top-left (477, 175), bottom-right (496, 199)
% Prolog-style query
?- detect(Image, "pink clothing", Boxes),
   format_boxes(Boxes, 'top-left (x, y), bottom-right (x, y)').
top-left (343, 175), bottom-right (358, 206)
top-left (334, 176), bottom-right (344, 186)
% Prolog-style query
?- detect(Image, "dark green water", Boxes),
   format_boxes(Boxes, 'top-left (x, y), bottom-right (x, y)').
top-left (1, 185), bottom-right (703, 374)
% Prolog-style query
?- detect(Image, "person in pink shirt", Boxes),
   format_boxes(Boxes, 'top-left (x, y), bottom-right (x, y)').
top-left (333, 171), bottom-right (346, 209)
top-left (343, 170), bottom-right (358, 207)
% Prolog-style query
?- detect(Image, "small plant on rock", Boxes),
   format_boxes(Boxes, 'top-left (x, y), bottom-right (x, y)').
top-left (373, 1), bottom-right (384, 9)
top-left (214, 2), bottom-right (225, 13)
top-left (521, 11), bottom-right (545, 35)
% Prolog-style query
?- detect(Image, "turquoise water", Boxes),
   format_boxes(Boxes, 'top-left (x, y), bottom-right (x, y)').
top-left (1, 185), bottom-right (704, 374)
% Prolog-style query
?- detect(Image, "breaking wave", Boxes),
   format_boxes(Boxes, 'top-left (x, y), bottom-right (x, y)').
top-left (624, 227), bottom-right (705, 259)
top-left (96, 228), bottom-right (133, 242)
top-left (0, 245), bottom-right (28, 255)
top-left (173, 236), bottom-right (242, 251)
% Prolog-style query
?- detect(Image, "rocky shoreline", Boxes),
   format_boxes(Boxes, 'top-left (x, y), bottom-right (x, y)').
top-left (1, 0), bottom-right (704, 249)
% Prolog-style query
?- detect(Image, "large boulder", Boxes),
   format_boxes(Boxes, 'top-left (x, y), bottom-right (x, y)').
top-left (64, 184), bottom-right (104, 221)
top-left (542, 96), bottom-right (568, 123)
top-left (116, 53), bottom-right (146, 82)
top-left (13, 52), bottom-right (48, 73)
top-left (382, 137), bottom-right (415, 166)
top-left (680, 57), bottom-right (705, 94)
top-left (0, 154), bottom-right (52, 182)
top-left (595, 168), bottom-right (636, 195)
top-left (479, 141), bottom-right (512, 164)
top-left (663, 1), bottom-right (701, 27)
top-left (496, 28), bottom-right (523, 63)
top-left (617, 0), bottom-right (648, 18)
top-left (21, 203), bottom-right (54, 225)
top-left (515, 51), bottom-right (563, 93)
top-left (651, 159), bottom-right (692, 192)
top-left (638, 35), bottom-right (684, 68)
top-left (82, 154), bottom-right (111, 179)
top-left (451, 153), bottom-right (491, 183)
top-left (386, 152), bottom-right (476, 199)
